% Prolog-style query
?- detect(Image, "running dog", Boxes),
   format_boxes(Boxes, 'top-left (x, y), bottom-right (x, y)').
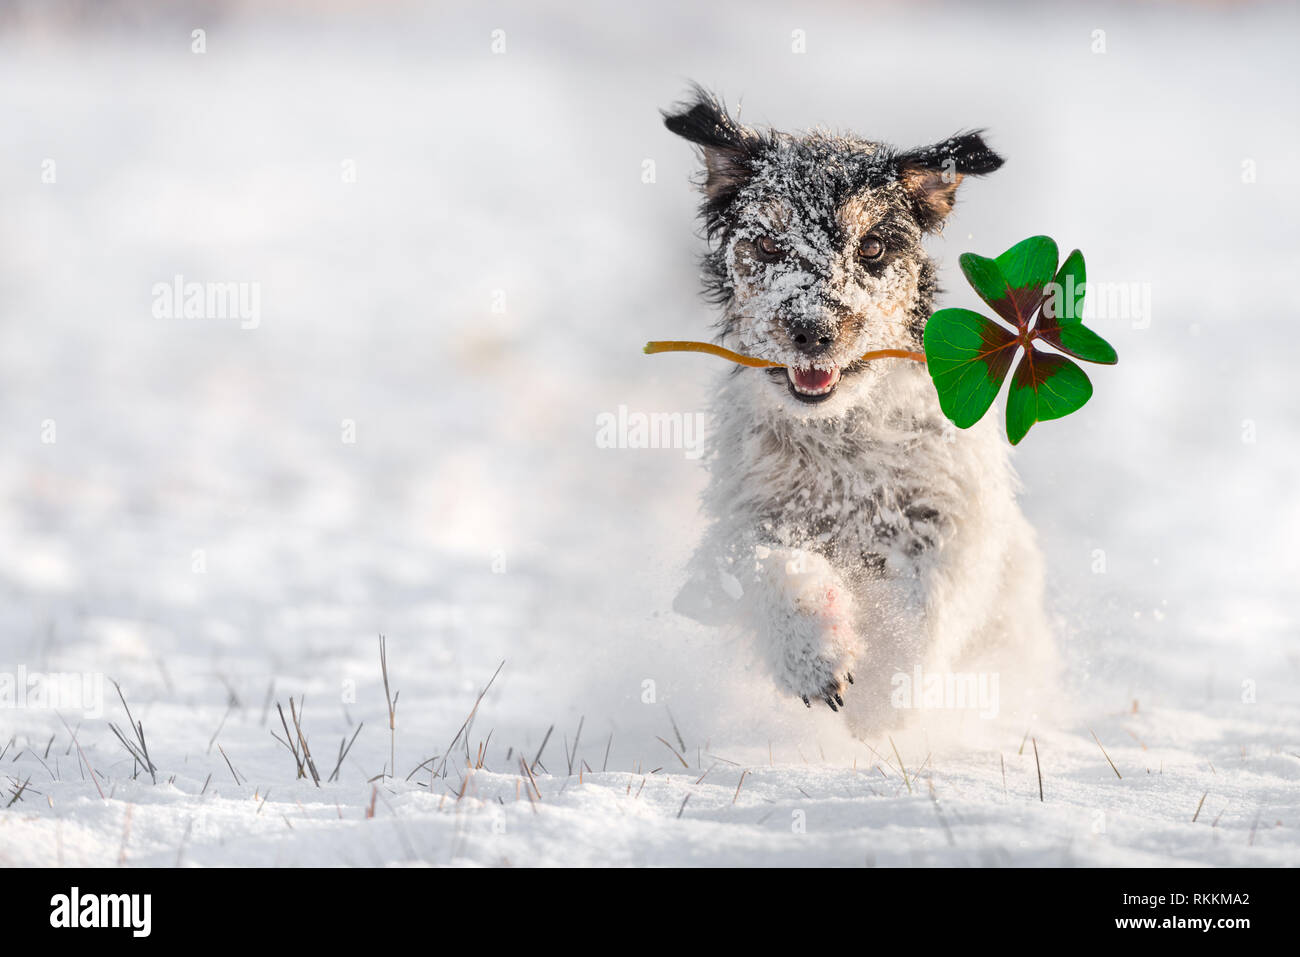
top-left (664, 87), bottom-right (1054, 729)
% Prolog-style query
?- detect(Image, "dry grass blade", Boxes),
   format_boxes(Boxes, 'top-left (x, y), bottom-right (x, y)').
top-left (109, 680), bottom-right (157, 784)
top-left (518, 756), bottom-right (541, 801)
top-left (107, 723), bottom-right (146, 780)
top-left (518, 760), bottom-right (539, 813)
top-left (908, 752), bottom-right (932, 790)
top-left (274, 702), bottom-right (305, 778)
top-left (378, 634), bottom-right (399, 778)
top-left (1032, 737), bottom-right (1044, 802)
top-left (6, 775), bottom-right (32, 808)
top-left (217, 743), bottom-right (242, 784)
top-left (889, 737), bottom-right (911, 795)
top-left (427, 660), bottom-right (505, 783)
top-left (667, 709), bottom-right (686, 756)
top-left (566, 715), bottom-right (584, 776)
top-left (1192, 790), bottom-right (1208, 823)
top-left (733, 769), bottom-right (749, 805)
top-left (58, 714), bottom-right (104, 800)
top-left (1090, 728), bottom-right (1122, 779)
top-left (206, 699), bottom-right (233, 755)
top-left (288, 698), bottom-right (321, 787)
top-left (529, 723), bottom-right (553, 774)
top-left (329, 722), bottom-right (364, 783)
top-left (861, 740), bottom-right (896, 775)
top-left (656, 736), bottom-right (689, 769)
top-left (26, 747), bottom-right (55, 783)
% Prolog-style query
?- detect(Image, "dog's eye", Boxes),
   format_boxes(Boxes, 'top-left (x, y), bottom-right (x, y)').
top-left (858, 235), bottom-right (885, 263)
top-left (754, 236), bottom-right (783, 263)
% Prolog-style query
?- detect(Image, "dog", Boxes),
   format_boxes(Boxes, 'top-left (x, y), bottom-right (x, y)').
top-left (664, 87), bottom-right (1055, 732)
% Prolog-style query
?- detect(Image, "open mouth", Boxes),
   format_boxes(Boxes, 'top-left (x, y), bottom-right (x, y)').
top-left (784, 365), bottom-right (842, 403)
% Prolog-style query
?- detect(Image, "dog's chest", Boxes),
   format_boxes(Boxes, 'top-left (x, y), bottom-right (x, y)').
top-left (715, 409), bottom-right (967, 576)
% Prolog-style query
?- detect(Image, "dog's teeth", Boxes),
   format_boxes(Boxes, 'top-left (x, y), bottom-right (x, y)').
top-left (785, 365), bottom-right (842, 396)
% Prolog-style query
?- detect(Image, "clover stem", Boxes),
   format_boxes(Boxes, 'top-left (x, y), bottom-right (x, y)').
top-left (857, 349), bottom-right (928, 364)
top-left (642, 340), bottom-right (782, 367)
top-left (643, 341), bottom-right (927, 368)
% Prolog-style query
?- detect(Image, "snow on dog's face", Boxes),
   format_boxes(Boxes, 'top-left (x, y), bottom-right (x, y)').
top-left (663, 87), bottom-right (1004, 416)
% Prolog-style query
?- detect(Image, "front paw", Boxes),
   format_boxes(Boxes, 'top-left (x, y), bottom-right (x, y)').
top-left (774, 583), bottom-right (859, 711)
top-left (799, 665), bottom-right (855, 711)
top-left (789, 645), bottom-right (856, 712)
top-left (753, 547), bottom-right (860, 711)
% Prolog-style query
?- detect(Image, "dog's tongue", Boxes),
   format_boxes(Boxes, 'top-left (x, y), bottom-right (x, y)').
top-left (791, 367), bottom-right (836, 391)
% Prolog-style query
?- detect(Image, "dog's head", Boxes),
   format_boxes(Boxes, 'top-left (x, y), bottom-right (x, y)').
top-left (663, 86), bottom-right (1004, 416)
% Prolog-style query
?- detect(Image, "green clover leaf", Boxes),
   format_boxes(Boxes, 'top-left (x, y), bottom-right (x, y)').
top-left (922, 308), bottom-right (1018, 429)
top-left (923, 236), bottom-right (1118, 445)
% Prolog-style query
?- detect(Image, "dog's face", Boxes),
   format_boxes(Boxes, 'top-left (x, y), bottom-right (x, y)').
top-left (664, 88), bottom-right (1004, 416)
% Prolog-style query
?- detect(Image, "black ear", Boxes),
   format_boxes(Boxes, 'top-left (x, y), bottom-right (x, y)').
top-left (662, 85), bottom-right (765, 205)
top-left (895, 131), bottom-right (1005, 232)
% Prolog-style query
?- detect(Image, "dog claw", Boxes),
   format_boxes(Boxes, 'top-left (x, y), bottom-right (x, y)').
top-left (833, 692), bottom-right (844, 707)
top-left (824, 695), bottom-right (838, 712)
top-left (802, 694), bottom-right (811, 708)
top-left (845, 672), bottom-right (854, 685)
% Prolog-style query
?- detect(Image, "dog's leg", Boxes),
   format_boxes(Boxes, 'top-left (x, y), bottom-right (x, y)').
top-left (749, 546), bottom-right (859, 710)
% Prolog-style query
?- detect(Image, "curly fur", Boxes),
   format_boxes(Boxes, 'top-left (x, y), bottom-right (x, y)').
top-left (664, 87), bottom-right (1055, 733)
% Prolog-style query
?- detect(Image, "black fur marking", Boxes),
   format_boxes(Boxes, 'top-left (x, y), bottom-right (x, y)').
top-left (663, 87), bottom-right (1003, 350)
top-left (895, 130), bottom-right (1005, 178)
top-left (661, 85), bottom-right (777, 237)
top-left (895, 131), bottom-right (1005, 232)
top-left (907, 261), bottom-right (940, 346)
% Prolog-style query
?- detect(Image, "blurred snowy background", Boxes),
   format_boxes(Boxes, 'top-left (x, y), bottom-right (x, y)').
top-left (0, 0), bottom-right (1296, 866)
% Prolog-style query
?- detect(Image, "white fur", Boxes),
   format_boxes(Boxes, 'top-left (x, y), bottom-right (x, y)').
top-left (674, 358), bottom-right (1056, 734)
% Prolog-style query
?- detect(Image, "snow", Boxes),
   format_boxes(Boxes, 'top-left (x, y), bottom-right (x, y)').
top-left (0, 0), bottom-right (1296, 867)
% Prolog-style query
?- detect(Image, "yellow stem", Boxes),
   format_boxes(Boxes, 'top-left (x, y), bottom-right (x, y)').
top-left (643, 340), bottom-right (926, 367)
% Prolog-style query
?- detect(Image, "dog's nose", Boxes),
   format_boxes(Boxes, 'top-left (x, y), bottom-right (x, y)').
top-left (789, 322), bottom-right (834, 356)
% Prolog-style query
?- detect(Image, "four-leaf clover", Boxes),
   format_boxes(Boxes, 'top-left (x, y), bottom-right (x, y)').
top-left (923, 236), bottom-right (1118, 444)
